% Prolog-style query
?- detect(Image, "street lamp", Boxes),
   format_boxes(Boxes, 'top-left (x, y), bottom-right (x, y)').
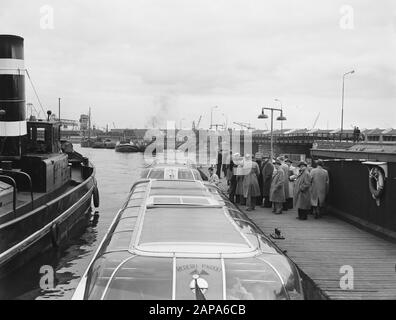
top-left (210, 106), bottom-right (218, 130)
top-left (258, 107), bottom-right (286, 160)
top-left (222, 113), bottom-right (228, 129)
top-left (341, 70), bottom-right (355, 135)
top-left (274, 99), bottom-right (284, 132)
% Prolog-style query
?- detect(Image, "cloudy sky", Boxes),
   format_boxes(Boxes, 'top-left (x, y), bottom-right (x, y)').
top-left (1, 0), bottom-right (395, 130)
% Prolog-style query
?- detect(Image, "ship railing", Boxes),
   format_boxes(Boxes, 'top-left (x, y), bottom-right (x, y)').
top-left (0, 175), bottom-right (17, 215)
top-left (0, 170), bottom-right (34, 210)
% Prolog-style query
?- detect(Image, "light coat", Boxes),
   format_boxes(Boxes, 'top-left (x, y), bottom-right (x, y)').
top-left (293, 170), bottom-right (312, 210)
top-left (280, 163), bottom-right (290, 199)
top-left (310, 166), bottom-right (329, 206)
top-left (242, 161), bottom-right (261, 198)
top-left (270, 168), bottom-right (286, 203)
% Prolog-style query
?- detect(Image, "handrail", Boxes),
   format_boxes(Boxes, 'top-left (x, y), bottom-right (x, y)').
top-left (0, 175), bottom-right (17, 215)
top-left (0, 169), bottom-right (34, 210)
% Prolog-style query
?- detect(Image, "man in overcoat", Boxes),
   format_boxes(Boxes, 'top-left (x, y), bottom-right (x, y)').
top-left (310, 159), bottom-right (329, 218)
top-left (293, 161), bottom-right (312, 220)
top-left (270, 160), bottom-right (285, 214)
top-left (261, 155), bottom-right (274, 208)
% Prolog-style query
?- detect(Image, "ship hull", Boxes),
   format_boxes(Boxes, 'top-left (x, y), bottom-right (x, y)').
top-left (115, 144), bottom-right (139, 153)
top-left (0, 170), bottom-right (95, 281)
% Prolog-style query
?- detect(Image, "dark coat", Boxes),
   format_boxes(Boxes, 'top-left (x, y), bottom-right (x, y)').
top-left (270, 168), bottom-right (286, 203)
top-left (261, 160), bottom-right (274, 197)
top-left (293, 170), bottom-right (312, 210)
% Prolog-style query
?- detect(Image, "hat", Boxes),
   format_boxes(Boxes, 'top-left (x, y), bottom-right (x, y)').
top-left (274, 160), bottom-right (282, 165)
top-left (298, 161), bottom-right (308, 167)
top-left (285, 158), bottom-right (292, 164)
top-left (208, 167), bottom-right (214, 171)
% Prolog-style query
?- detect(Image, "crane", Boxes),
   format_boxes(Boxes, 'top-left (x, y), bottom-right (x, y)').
top-left (311, 112), bottom-right (320, 130)
top-left (233, 122), bottom-right (255, 130)
top-left (192, 115), bottom-right (203, 130)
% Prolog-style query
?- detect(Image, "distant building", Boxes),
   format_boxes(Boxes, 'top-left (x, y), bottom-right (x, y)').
top-left (79, 114), bottom-right (89, 131)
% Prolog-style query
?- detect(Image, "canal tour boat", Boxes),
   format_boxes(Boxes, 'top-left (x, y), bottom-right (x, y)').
top-left (72, 177), bottom-right (304, 300)
top-left (0, 35), bottom-right (99, 280)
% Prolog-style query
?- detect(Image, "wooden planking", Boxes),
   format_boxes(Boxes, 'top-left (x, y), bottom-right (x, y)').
top-left (243, 206), bottom-right (396, 300)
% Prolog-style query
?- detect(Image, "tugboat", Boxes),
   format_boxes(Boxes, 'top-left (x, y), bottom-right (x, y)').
top-left (0, 35), bottom-right (99, 279)
top-left (115, 139), bottom-right (139, 153)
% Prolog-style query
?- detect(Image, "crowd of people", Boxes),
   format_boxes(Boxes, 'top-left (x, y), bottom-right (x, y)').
top-left (208, 151), bottom-right (330, 220)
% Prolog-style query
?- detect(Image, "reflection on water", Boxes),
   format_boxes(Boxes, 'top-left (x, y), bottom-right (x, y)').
top-left (1, 147), bottom-right (145, 300)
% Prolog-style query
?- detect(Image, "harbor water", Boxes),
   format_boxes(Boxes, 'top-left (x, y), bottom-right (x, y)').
top-left (0, 147), bottom-right (145, 300)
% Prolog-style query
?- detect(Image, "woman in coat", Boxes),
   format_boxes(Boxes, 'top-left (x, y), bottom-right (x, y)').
top-left (242, 154), bottom-right (261, 211)
top-left (293, 161), bottom-right (312, 220)
top-left (270, 160), bottom-right (286, 214)
top-left (261, 155), bottom-right (274, 208)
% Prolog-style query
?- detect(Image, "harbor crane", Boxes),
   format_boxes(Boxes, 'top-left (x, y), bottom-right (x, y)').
top-left (311, 112), bottom-right (321, 130)
top-left (233, 122), bottom-right (255, 130)
top-left (192, 115), bottom-right (203, 130)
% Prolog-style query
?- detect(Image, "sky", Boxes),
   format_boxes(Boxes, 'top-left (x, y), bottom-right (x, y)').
top-left (1, 0), bottom-right (395, 131)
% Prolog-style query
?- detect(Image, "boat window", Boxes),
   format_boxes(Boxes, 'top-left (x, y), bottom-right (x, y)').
top-left (105, 231), bottom-right (133, 252)
top-left (103, 256), bottom-right (173, 300)
top-left (148, 169), bottom-right (165, 179)
top-left (140, 168), bottom-right (150, 178)
top-left (114, 217), bottom-right (138, 233)
top-left (127, 198), bottom-right (144, 207)
top-left (153, 197), bottom-right (182, 205)
top-left (86, 251), bottom-right (132, 300)
top-left (120, 207), bottom-right (140, 219)
top-left (150, 188), bottom-right (208, 197)
top-left (258, 254), bottom-right (303, 299)
top-left (151, 180), bottom-right (202, 190)
top-left (225, 258), bottom-right (288, 300)
top-left (192, 169), bottom-right (203, 181)
top-left (177, 169), bottom-right (194, 180)
top-left (181, 197), bottom-right (210, 205)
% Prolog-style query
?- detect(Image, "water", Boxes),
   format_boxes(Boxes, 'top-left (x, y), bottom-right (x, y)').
top-left (1, 147), bottom-right (145, 300)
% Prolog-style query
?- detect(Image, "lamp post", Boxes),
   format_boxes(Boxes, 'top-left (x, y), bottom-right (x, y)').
top-left (341, 70), bottom-right (355, 136)
top-left (222, 113), bottom-right (228, 129)
top-left (274, 99), bottom-right (284, 133)
top-left (210, 106), bottom-right (218, 130)
top-left (258, 107), bottom-right (286, 160)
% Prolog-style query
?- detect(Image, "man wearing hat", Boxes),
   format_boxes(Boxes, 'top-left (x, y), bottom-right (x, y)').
top-left (261, 153), bottom-right (274, 208)
top-left (277, 156), bottom-right (290, 212)
top-left (310, 159), bottom-right (329, 219)
top-left (270, 159), bottom-right (286, 214)
top-left (242, 154), bottom-right (261, 211)
top-left (293, 161), bottom-right (312, 220)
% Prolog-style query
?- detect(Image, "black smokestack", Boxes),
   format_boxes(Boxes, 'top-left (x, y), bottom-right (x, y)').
top-left (0, 35), bottom-right (26, 156)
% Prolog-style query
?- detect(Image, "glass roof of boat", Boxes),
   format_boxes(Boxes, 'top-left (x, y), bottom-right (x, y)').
top-left (138, 207), bottom-right (249, 247)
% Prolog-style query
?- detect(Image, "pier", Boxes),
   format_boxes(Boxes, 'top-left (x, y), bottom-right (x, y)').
top-left (243, 206), bottom-right (396, 300)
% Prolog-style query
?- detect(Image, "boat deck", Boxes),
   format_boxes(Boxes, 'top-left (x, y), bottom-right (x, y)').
top-left (0, 167), bottom-right (84, 224)
top-left (243, 206), bottom-right (396, 299)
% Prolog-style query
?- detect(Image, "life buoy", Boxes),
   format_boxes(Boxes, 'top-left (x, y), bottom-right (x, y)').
top-left (369, 167), bottom-right (385, 199)
top-left (50, 223), bottom-right (61, 248)
top-left (93, 183), bottom-right (100, 208)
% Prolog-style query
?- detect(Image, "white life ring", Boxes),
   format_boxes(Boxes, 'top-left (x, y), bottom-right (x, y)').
top-left (368, 167), bottom-right (385, 199)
